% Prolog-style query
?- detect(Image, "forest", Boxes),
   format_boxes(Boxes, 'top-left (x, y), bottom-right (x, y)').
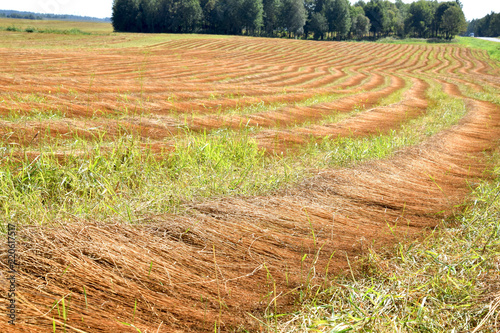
top-left (467, 12), bottom-right (500, 38)
top-left (111, 0), bottom-right (475, 39)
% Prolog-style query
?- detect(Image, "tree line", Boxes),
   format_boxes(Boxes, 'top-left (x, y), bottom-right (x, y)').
top-left (467, 12), bottom-right (500, 37)
top-left (112, 0), bottom-right (467, 40)
top-left (0, 10), bottom-right (111, 22)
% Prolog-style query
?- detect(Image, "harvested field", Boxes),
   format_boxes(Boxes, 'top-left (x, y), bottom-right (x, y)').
top-left (0, 25), bottom-right (499, 332)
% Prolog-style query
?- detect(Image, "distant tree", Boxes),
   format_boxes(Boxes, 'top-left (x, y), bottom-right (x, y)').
top-left (349, 5), bottom-right (364, 38)
top-left (349, 4), bottom-right (364, 19)
top-left (434, 1), bottom-right (459, 37)
top-left (200, 0), bottom-right (218, 32)
top-left (405, 0), bottom-right (433, 38)
top-left (215, 0), bottom-right (244, 34)
top-left (309, 12), bottom-right (328, 39)
top-left (280, 0), bottom-right (306, 37)
top-left (157, 0), bottom-right (174, 32)
top-left (240, 0), bottom-right (264, 34)
top-left (490, 13), bottom-right (500, 37)
top-left (364, 0), bottom-right (387, 37)
top-left (150, 0), bottom-right (161, 32)
top-left (172, 0), bottom-right (203, 32)
top-left (263, 0), bottom-right (281, 35)
top-left (441, 5), bottom-right (467, 39)
top-left (425, 0), bottom-right (438, 37)
top-left (466, 18), bottom-right (477, 36)
top-left (135, 0), bottom-right (160, 32)
top-left (476, 13), bottom-right (493, 37)
top-left (302, 0), bottom-right (315, 37)
top-left (354, 0), bottom-right (366, 9)
top-left (352, 13), bottom-right (371, 39)
top-left (136, 0), bottom-right (146, 31)
top-left (394, 0), bottom-right (408, 17)
top-left (382, 0), bottom-right (402, 36)
top-left (314, 0), bottom-right (325, 13)
top-left (111, 0), bottom-right (478, 41)
top-left (112, 0), bottom-right (140, 32)
top-left (324, 0), bottom-right (351, 39)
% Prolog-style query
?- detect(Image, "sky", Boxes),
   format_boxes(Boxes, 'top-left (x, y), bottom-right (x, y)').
top-left (0, 0), bottom-right (499, 21)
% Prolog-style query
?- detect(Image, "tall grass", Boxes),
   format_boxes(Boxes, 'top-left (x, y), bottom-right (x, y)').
top-left (0, 77), bottom-right (465, 227)
top-left (456, 36), bottom-right (500, 62)
top-left (0, 130), bottom-right (284, 226)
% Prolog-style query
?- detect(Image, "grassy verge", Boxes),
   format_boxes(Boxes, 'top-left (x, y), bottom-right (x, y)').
top-left (455, 36), bottom-right (500, 62)
top-left (273, 159), bottom-right (500, 332)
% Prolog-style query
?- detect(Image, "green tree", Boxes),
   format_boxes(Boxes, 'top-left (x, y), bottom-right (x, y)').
top-left (435, 1), bottom-right (459, 37)
top-left (466, 18), bottom-right (477, 36)
top-left (215, 0), bottom-right (244, 34)
top-left (263, 0), bottom-right (281, 35)
top-left (172, 0), bottom-right (203, 32)
top-left (302, 0), bottom-right (315, 37)
top-left (354, 0), bottom-right (366, 8)
top-left (349, 4), bottom-right (364, 19)
top-left (112, 0), bottom-right (140, 32)
top-left (405, 0), bottom-right (433, 38)
top-left (364, 0), bottom-right (387, 37)
top-left (475, 13), bottom-right (492, 37)
top-left (240, 0), bottom-right (264, 35)
top-left (490, 13), bottom-right (500, 37)
top-left (324, 0), bottom-right (351, 39)
top-left (143, 0), bottom-right (161, 32)
top-left (382, 0), bottom-right (402, 36)
top-left (314, 0), bottom-right (326, 13)
top-left (441, 5), bottom-right (466, 39)
top-left (280, 0), bottom-right (306, 37)
top-left (349, 5), bottom-right (364, 38)
top-left (352, 13), bottom-right (370, 39)
top-left (309, 12), bottom-right (328, 39)
top-left (200, 0), bottom-right (218, 32)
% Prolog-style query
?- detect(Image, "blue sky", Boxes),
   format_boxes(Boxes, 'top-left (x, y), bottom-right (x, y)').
top-left (0, 0), bottom-right (498, 21)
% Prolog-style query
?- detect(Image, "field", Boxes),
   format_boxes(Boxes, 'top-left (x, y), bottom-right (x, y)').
top-left (0, 19), bottom-right (500, 332)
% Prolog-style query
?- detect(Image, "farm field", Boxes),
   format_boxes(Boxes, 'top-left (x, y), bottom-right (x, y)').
top-left (0, 20), bottom-right (500, 332)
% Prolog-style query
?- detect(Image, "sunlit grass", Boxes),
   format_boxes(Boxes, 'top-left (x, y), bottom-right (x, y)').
top-left (0, 18), bottom-right (112, 34)
top-left (0, 76), bottom-right (466, 226)
top-left (456, 36), bottom-right (500, 62)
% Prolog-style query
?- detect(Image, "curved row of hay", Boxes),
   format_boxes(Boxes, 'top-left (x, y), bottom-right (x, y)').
top-left (1, 39), bottom-right (496, 151)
